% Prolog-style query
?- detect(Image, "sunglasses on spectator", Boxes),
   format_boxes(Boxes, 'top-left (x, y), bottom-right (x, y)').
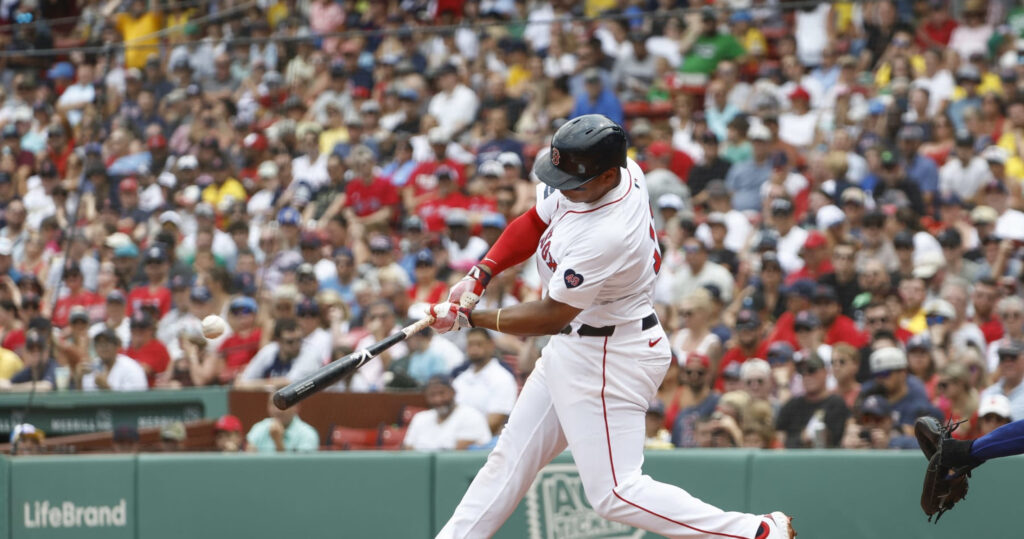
top-left (685, 369), bottom-right (707, 377)
top-left (280, 338), bottom-right (302, 346)
top-left (981, 414), bottom-right (1007, 422)
top-left (767, 355), bottom-right (788, 365)
top-left (1001, 311), bottom-right (1023, 319)
top-left (873, 370), bottom-right (895, 379)
top-left (679, 310), bottom-right (694, 317)
top-left (794, 325), bottom-right (815, 332)
top-left (999, 353), bottom-right (1020, 362)
top-left (230, 307), bottom-right (254, 315)
top-left (799, 366), bottom-right (820, 375)
top-left (762, 264), bottom-right (781, 272)
top-left (867, 316), bottom-right (890, 325)
top-left (936, 380), bottom-right (951, 390)
top-left (745, 378), bottom-right (767, 386)
top-left (926, 315), bottom-right (948, 326)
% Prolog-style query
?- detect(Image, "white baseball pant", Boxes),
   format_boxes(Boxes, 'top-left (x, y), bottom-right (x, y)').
top-left (436, 319), bottom-right (763, 538)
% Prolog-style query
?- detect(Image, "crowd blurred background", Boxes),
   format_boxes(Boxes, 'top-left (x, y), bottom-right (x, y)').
top-left (2, 0), bottom-right (1024, 453)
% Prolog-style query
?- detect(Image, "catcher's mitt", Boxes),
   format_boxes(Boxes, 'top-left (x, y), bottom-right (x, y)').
top-left (915, 417), bottom-right (977, 523)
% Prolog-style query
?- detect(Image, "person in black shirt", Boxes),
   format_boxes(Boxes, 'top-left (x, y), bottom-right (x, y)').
top-left (873, 149), bottom-right (925, 215)
top-left (775, 353), bottom-right (850, 448)
top-left (2, 330), bottom-right (56, 391)
top-left (688, 132), bottom-right (731, 204)
top-left (818, 241), bottom-right (863, 317)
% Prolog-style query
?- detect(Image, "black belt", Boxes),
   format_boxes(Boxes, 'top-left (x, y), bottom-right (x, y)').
top-left (560, 313), bottom-right (658, 337)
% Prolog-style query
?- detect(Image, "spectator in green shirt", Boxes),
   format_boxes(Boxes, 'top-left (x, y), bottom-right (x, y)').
top-left (679, 9), bottom-right (746, 79)
top-left (246, 393), bottom-right (320, 453)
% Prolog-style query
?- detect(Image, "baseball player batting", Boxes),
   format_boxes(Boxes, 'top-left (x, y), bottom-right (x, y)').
top-left (427, 115), bottom-right (795, 539)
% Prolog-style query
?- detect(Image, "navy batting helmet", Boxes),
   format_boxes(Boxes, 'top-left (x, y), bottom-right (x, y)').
top-left (533, 114), bottom-right (627, 190)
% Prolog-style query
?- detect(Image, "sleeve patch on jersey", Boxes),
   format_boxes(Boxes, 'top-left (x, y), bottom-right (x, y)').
top-left (563, 269), bottom-right (584, 289)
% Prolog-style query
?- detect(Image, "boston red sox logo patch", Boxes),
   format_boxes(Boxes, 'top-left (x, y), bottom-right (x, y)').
top-left (551, 148), bottom-right (560, 166)
top-left (563, 269), bottom-right (584, 289)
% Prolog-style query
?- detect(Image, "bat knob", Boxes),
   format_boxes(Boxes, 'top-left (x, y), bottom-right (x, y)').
top-left (272, 391), bottom-right (290, 410)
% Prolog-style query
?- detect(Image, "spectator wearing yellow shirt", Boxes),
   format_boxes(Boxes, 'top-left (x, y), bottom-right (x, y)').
top-left (116, 0), bottom-right (163, 69)
top-left (202, 160), bottom-right (247, 209)
top-left (997, 100), bottom-right (1024, 161)
top-left (319, 102), bottom-right (348, 156)
top-left (0, 347), bottom-right (23, 380)
top-left (951, 53), bottom-right (1003, 100)
top-left (730, 11), bottom-right (766, 58)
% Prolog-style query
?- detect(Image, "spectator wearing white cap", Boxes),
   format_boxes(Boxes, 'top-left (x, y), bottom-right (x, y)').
top-left (935, 280), bottom-right (986, 355)
top-left (940, 132), bottom-right (990, 200)
top-left (725, 123), bottom-right (773, 212)
top-left (862, 347), bottom-right (942, 433)
top-left (977, 394), bottom-right (1013, 435)
top-left (982, 341), bottom-right (1024, 421)
top-left (695, 180), bottom-right (752, 254)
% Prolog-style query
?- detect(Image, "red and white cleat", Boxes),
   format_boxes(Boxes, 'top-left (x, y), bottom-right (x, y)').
top-left (755, 511), bottom-right (796, 539)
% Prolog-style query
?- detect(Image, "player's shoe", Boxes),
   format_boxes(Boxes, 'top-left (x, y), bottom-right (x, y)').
top-left (754, 511), bottom-right (796, 539)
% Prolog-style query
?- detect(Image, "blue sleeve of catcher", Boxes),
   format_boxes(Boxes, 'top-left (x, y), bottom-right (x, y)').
top-left (971, 419), bottom-right (1024, 461)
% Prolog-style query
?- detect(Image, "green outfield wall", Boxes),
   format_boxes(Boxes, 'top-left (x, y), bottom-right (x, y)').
top-left (0, 450), bottom-right (1020, 539)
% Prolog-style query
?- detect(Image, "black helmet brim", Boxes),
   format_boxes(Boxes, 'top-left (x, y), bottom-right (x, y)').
top-left (533, 154), bottom-right (598, 190)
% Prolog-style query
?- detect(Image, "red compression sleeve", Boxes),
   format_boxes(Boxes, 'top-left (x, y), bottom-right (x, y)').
top-left (479, 207), bottom-right (548, 276)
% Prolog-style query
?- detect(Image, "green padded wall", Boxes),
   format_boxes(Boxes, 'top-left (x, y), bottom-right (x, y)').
top-left (136, 452), bottom-right (433, 539)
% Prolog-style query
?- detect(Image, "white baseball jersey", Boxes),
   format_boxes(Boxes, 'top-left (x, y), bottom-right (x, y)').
top-left (439, 157), bottom-right (770, 539)
top-left (534, 158), bottom-right (661, 326)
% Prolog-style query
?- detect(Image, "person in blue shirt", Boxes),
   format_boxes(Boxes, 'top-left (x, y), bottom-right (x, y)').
top-left (724, 123), bottom-right (773, 212)
top-left (246, 392), bottom-right (319, 453)
top-left (897, 125), bottom-right (939, 209)
top-left (2, 330), bottom-right (56, 391)
top-left (859, 347), bottom-right (942, 431)
top-left (570, 68), bottom-right (623, 125)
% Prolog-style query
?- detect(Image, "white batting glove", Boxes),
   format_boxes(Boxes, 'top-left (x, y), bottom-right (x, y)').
top-left (427, 302), bottom-right (472, 334)
top-left (446, 265), bottom-right (491, 309)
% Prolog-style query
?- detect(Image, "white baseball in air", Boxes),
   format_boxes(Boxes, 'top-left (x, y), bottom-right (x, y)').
top-left (202, 315), bottom-right (227, 339)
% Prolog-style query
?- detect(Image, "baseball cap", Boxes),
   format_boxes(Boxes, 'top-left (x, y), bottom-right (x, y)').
top-left (296, 299), bottom-right (320, 317)
top-left (257, 161), bottom-right (279, 179)
top-left (787, 86), bottom-right (810, 102)
top-left (684, 353), bottom-right (711, 369)
top-left (658, 193), bottom-right (685, 211)
top-left (296, 262), bottom-right (316, 277)
top-left (740, 358), bottom-right (771, 380)
top-left (159, 211), bottom-right (183, 229)
top-left (69, 306), bottom-right (89, 324)
top-left (190, 286), bottom-right (213, 303)
top-left (277, 206), bottom-right (301, 226)
top-left (0, 237), bottom-right (13, 257)
top-left (426, 374), bottom-right (454, 389)
top-left (982, 146), bottom-right (1009, 165)
top-left (478, 160), bottom-right (503, 177)
top-left (169, 275), bottom-right (190, 290)
top-left (481, 213), bottom-right (506, 229)
top-left (840, 187), bottom-right (866, 205)
top-left (403, 216), bottom-right (424, 232)
top-left (119, 178), bottom-right (138, 192)
top-left (215, 414), bottom-right (243, 433)
top-left (368, 235), bottom-right (393, 253)
top-left (114, 243), bottom-right (139, 258)
top-left (445, 211), bottom-right (470, 228)
top-left (816, 205), bottom-right (845, 230)
top-left (177, 155), bottom-right (199, 170)
top-left (907, 333), bottom-right (933, 351)
top-left (971, 205), bottom-right (999, 225)
top-left (144, 245), bottom-right (167, 264)
top-left (794, 310), bottom-right (821, 331)
top-left (770, 198), bottom-right (794, 215)
top-left (892, 231), bottom-right (914, 249)
top-left (812, 284), bottom-right (837, 303)
top-left (130, 311), bottom-right (154, 329)
top-left (766, 342), bottom-right (794, 365)
top-left (194, 202), bottom-right (216, 218)
top-left (106, 290), bottom-right (126, 304)
top-left (978, 394), bottom-right (1012, 419)
top-left (705, 180), bottom-right (729, 198)
top-left (735, 309), bottom-right (760, 330)
top-left (925, 298), bottom-right (956, 319)
top-left (414, 249), bottom-right (434, 266)
top-left (898, 125), bottom-right (925, 141)
top-left (860, 394), bottom-right (891, 417)
top-left (229, 296), bottom-right (259, 315)
top-left (497, 152), bottom-right (522, 168)
top-left (936, 228), bottom-right (962, 248)
top-left (747, 123), bottom-right (772, 141)
top-left (803, 230), bottom-right (828, 250)
top-left (786, 279), bottom-right (816, 299)
top-left (93, 328), bottom-right (120, 345)
top-left (799, 352), bottom-right (826, 372)
top-left (870, 347), bottom-right (908, 373)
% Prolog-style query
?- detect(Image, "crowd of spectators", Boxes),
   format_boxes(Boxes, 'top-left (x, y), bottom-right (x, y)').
top-left (1, 0), bottom-right (1024, 452)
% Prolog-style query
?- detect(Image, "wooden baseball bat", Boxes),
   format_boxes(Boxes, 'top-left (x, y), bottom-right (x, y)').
top-left (272, 317), bottom-right (433, 409)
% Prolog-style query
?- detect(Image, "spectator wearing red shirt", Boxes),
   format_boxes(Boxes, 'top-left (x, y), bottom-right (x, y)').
top-left (0, 300), bottom-right (24, 352)
top-left (716, 309), bottom-right (768, 391)
top-left (127, 246), bottom-right (172, 317)
top-left (409, 249), bottom-right (448, 305)
top-left (123, 312), bottom-right (171, 387)
top-left (44, 124), bottom-right (75, 177)
top-left (916, 8), bottom-right (957, 48)
top-left (417, 166), bottom-right (470, 232)
top-left (785, 232), bottom-right (834, 285)
top-left (404, 128), bottom-right (468, 207)
top-left (343, 145), bottom-right (399, 227)
top-left (971, 278), bottom-right (1003, 344)
top-left (766, 279), bottom-right (816, 349)
top-left (812, 284), bottom-right (869, 348)
top-left (50, 264), bottom-right (103, 328)
top-left (217, 296), bottom-right (262, 384)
